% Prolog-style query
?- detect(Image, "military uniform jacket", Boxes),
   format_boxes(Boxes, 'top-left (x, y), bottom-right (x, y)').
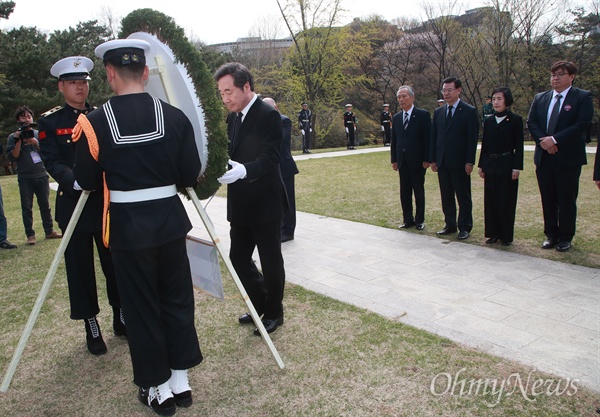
top-left (380, 111), bottom-right (392, 126)
top-left (298, 109), bottom-right (312, 131)
top-left (73, 93), bottom-right (201, 251)
top-left (478, 111), bottom-right (524, 176)
top-left (38, 103), bottom-right (104, 231)
top-left (344, 111), bottom-right (356, 128)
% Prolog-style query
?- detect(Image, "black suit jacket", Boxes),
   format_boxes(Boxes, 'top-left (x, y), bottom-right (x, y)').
top-left (478, 111), bottom-right (524, 176)
top-left (227, 97), bottom-right (286, 227)
top-left (390, 107), bottom-right (431, 169)
top-left (279, 114), bottom-right (299, 179)
top-left (527, 87), bottom-right (593, 167)
top-left (430, 100), bottom-right (479, 168)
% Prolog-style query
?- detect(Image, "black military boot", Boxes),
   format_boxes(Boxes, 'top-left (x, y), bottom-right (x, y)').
top-left (113, 307), bottom-right (126, 337)
top-left (84, 317), bottom-right (107, 355)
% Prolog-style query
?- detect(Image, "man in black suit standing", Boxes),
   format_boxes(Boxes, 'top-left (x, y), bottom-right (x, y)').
top-left (263, 97), bottom-right (299, 242)
top-left (527, 61), bottom-right (593, 252)
top-left (215, 63), bottom-right (287, 335)
top-left (430, 77), bottom-right (479, 240)
top-left (390, 85), bottom-right (431, 230)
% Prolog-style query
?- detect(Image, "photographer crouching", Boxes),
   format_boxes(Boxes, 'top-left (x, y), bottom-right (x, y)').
top-left (6, 105), bottom-right (62, 245)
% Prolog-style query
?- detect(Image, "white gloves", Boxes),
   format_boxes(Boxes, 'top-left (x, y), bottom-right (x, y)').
top-left (73, 180), bottom-right (83, 191)
top-left (301, 129), bottom-right (305, 135)
top-left (310, 128), bottom-right (312, 132)
top-left (218, 159), bottom-right (247, 184)
top-left (345, 127), bottom-right (349, 133)
top-left (381, 125), bottom-right (385, 131)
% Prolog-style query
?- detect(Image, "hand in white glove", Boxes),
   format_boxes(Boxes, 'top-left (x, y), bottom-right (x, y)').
top-left (381, 125), bottom-right (385, 131)
top-left (310, 128), bottom-right (312, 132)
top-left (218, 159), bottom-right (247, 184)
top-left (301, 129), bottom-right (305, 135)
top-left (345, 127), bottom-right (349, 133)
top-left (73, 180), bottom-right (83, 191)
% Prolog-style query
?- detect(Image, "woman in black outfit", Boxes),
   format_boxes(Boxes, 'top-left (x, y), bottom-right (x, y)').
top-left (478, 87), bottom-right (524, 246)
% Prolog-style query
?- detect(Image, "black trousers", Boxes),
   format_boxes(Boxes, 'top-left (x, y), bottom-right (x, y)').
top-left (302, 132), bottom-right (310, 151)
top-left (437, 165), bottom-right (473, 232)
top-left (281, 175), bottom-right (296, 236)
top-left (535, 157), bottom-right (581, 242)
top-left (230, 219), bottom-right (285, 319)
top-left (62, 229), bottom-right (120, 319)
top-left (399, 162), bottom-right (426, 224)
top-left (383, 125), bottom-right (391, 144)
top-left (484, 173), bottom-right (518, 243)
top-left (347, 128), bottom-right (355, 147)
top-left (18, 175), bottom-right (54, 237)
top-left (112, 238), bottom-right (203, 387)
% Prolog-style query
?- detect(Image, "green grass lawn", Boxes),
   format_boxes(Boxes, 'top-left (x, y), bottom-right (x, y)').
top-left (0, 159), bottom-right (598, 416)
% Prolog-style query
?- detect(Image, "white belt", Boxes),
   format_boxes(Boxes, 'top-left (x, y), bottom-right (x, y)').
top-left (110, 185), bottom-right (177, 203)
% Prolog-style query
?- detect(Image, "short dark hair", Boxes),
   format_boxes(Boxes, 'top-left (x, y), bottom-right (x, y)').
top-left (104, 56), bottom-right (145, 80)
top-left (550, 61), bottom-right (578, 75)
top-left (442, 77), bottom-right (462, 89)
top-left (213, 62), bottom-right (254, 91)
top-left (15, 105), bottom-right (34, 120)
top-left (491, 87), bottom-right (514, 107)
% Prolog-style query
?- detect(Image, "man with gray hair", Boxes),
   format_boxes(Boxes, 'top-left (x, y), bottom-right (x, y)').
top-left (390, 85), bottom-right (431, 230)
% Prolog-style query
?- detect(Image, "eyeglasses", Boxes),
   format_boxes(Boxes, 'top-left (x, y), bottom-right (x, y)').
top-left (550, 72), bottom-right (570, 79)
top-left (440, 88), bottom-right (456, 93)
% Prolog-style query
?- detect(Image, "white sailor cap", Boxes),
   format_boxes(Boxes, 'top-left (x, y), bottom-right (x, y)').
top-left (95, 39), bottom-right (151, 65)
top-left (50, 56), bottom-right (93, 81)
top-left (345, 103), bottom-right (353, 107)
top-left (383, 103), bottom-right (390, 107)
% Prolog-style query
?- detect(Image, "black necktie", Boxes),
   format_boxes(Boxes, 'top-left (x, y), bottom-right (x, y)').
top-left (403, 112), bottom-right (409, 130)
top-left (446, 105), bottom-right (453, 127)
top-left (231, 112), bottom-right (242, 148)
top-left (547, 94), bottom-right (562, 135)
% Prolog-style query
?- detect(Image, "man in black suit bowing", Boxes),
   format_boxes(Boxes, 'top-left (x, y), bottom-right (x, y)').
top-left (390, 85), bottom-right (431, 230)
top-left (215, 63), bottom-right (286, 335)
top-left (527, 61), bottom-right (593, 252)
top-left (430, 77), bottom-right (479, 240)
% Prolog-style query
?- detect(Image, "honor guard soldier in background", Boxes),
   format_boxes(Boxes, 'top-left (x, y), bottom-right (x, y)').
top-left (344, 103), bottom-right (357, 149)
top-left (74, 39), bottom-right (203, 416)
top-left (38, 56), bottom-right (124, 356)
top-left (380, 103), bottom-right (392, 146)
top-left (298, 101), bottom-right (312, 153)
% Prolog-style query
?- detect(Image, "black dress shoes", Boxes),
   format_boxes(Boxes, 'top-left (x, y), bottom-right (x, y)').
top-left (502, 241), bottom-right (512, 246)
top-left (254, 316), bottom-right (284, 336)
top-left (556, 241), bottom-right (572, 252)
top-left (239, 312), bottom-right (263, 324)
top-left (399, 222), bottom-right (416, 229)
top-left (415, 223), bottom-right (425, 231)
top-left (485, 237), bottom-right (498, 244)
top-left (541, 238), bottom-right (556, 249)
top-left (457, 230), bottom-right (469, 240)
top-left (436, 226), bottom-right (457, 235)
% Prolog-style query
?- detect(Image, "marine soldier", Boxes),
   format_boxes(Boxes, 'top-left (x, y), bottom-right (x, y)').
top-left (344, 103), bottom-right (357, 150)
top-left (38, 56), bottom-right (124, 356)
top-left (298, 101), bottom-right (312, 153)
top-left (380, 103), bottom-right (392, 146)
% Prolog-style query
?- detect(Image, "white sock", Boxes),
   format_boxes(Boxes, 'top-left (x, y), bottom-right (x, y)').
top-left (168, 369), bottom-right (191, 394)
top-left (150, 381), bottom-right (173, 405)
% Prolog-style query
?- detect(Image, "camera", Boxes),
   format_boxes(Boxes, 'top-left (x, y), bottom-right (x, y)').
top-left (18, 123), bottom-right (36, 140)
